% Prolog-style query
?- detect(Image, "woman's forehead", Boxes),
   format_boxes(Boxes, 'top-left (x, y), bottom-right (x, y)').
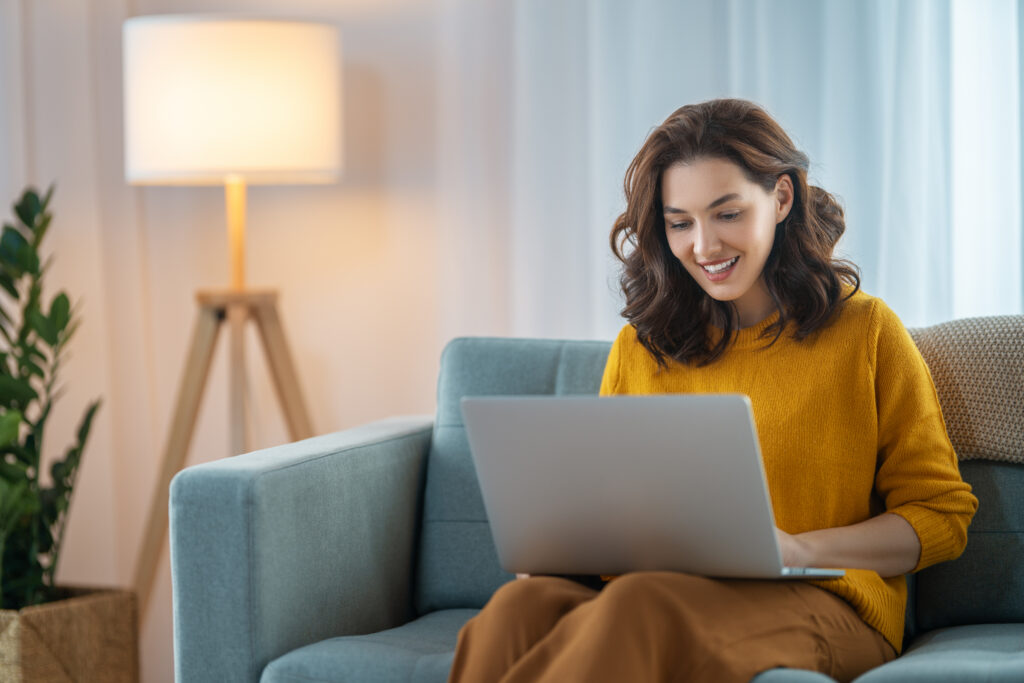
top-left (661, 158), bottom-right (754, 205)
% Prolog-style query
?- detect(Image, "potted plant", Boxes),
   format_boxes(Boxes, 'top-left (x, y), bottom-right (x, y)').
top-left (0, 186), bottom-right (137, 681)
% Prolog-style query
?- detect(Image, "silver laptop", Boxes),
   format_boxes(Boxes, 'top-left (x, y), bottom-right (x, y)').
top-left (461, 394), bottom-right (844, 580)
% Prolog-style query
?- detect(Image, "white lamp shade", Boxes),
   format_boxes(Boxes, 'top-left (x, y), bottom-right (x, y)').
top-left (123, 15), bottom-right (342, 185)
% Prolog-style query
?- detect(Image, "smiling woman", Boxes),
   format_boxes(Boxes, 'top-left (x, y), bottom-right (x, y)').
top-left (447, 99), bottom-right (978, 683)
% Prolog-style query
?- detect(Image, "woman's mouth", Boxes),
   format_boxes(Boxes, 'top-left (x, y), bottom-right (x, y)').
top-left (700, 256), bottom-right (739, 281)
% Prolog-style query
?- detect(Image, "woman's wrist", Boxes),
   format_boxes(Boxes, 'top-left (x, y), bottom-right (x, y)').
top-left (781, 514), bottom-right (921, 576)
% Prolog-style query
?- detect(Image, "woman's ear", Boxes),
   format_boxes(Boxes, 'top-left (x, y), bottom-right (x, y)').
top-left (775, 174), bottom-right (795, 223)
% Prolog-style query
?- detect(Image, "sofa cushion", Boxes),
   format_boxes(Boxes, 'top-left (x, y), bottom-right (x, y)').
top-left (914, 460), bottom-right (1024, 631)
top-left (751, 668), bottom-right (838, 682)
top-left (414, 338), bottom-right (612, 614)
top-left (852, 623), bottom-right (1024, 682)
top-left (260, 609), bottom-right (477, 683)
top-left (907, 315), bottom-right (1024, 464)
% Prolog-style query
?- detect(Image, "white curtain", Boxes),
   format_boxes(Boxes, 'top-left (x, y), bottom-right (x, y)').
top-left (438, 0), bottom-right (1024, 336)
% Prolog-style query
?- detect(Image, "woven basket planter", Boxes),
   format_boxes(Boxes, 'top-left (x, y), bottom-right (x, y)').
top-left (0, 587), bottom-right (138, 682)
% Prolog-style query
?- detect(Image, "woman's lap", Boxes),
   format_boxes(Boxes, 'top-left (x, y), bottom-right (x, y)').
top-left (448, 572), bottom-right (895, 683)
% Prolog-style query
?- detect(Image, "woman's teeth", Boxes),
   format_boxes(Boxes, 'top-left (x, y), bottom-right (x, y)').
top-left (703, 257), bottom-right (738, 274)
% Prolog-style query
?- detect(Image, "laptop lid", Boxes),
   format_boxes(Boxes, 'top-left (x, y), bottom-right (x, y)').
top-left (461, 394), bottom-right (843, 579)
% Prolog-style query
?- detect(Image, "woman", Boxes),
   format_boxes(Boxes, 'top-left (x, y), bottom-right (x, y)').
top-left (448, 99), bottom-right (977, 683)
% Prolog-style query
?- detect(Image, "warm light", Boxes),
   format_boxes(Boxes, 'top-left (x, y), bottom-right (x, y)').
top-left (123, 15), bottom-right (342, 185)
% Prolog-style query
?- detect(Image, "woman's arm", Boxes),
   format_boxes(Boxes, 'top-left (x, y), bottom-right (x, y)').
top-left (776, 512), bottom-right (921, 578)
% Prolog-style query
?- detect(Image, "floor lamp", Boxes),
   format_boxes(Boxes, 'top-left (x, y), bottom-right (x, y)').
top-left (122, 15), bottom-right (342, 617)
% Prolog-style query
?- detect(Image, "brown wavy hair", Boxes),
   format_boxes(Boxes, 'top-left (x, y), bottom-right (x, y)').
top-left (610, 98), bottom-right (860, 367)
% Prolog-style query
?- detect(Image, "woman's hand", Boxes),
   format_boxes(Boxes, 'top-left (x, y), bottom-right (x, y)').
top-left (775, 513), bottom-right (922, 577)
top-left (775, 527), bottom-right (810, 567)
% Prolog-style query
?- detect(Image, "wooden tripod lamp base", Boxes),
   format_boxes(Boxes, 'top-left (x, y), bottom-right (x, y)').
top-left (133, 288), bottom-right (314, 617)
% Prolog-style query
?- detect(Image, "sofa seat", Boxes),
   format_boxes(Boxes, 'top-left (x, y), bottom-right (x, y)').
top-left (261, 609), bottom-right (477, 683)
top-left (854, 623), bottom-right (1024, 682)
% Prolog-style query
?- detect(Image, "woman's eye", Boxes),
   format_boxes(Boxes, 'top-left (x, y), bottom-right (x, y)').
top-left (669, 221), bottom-right (692, 230)
top-left (720, 211), bottom-right (741, 221)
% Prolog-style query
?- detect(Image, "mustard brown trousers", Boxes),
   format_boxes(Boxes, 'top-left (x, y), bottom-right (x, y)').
top-left (448, 572), bottom-right (895, 683)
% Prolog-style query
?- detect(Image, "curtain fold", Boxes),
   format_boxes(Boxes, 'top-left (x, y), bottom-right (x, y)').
top-left (437, 0), bottom-right (1024, 336)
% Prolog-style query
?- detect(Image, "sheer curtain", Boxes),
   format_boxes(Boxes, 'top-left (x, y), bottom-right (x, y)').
top-left (437, 0), bottom-right (1024, 338)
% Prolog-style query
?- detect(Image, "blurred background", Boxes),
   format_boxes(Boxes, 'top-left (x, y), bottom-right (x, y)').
top-left (1, 0), bottom-right (1021, 681)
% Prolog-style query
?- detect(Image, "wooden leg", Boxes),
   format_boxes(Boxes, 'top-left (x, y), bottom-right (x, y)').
top-left (252, 300), bottom-right (314, 440)
top-left (227, 304), bottom-right (249, 456)
top-left (134, 304), bottom-right (222, 619)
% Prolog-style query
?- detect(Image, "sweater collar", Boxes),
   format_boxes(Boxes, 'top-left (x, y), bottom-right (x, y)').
top-left (709, 308), bottom-right (783, 350)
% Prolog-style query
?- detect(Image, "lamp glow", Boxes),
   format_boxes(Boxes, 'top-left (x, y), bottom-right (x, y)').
top-left (123, 15), bottom-right (342, 186)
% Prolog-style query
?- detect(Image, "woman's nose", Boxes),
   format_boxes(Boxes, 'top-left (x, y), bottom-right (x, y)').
top-left (693, 222), bottom-right (721, 259)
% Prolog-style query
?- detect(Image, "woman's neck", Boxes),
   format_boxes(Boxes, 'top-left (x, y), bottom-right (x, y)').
top-left (733, 278), bottom-right (777, 328)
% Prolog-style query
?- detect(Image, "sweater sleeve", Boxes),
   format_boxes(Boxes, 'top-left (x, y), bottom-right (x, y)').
top-left (870, 300), bottom-right (979, 572)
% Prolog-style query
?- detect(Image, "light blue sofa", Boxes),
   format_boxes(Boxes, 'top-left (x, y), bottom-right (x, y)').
top-left (170, 316), bottom-right (1024, 682)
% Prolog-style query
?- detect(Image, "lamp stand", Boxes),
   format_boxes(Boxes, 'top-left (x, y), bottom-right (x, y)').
top-left (134, 180), bottom-right (314, 618)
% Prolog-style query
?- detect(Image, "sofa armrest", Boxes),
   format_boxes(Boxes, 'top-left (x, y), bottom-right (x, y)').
top-left (169, 416), bottom-right (433, 683)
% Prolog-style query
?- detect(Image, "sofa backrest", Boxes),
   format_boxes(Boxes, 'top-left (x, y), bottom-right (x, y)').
top-left (414, 337), bottom-right (611, 615)
top-left (906, 315), bottom-right (1024, 634)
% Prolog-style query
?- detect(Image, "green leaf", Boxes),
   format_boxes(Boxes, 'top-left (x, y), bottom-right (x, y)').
top-left (50, 460), bottom-right (66, 483)
top-left (0, 445), bottom-right (32, 466)
top-left (0, 479), bottom-right (33, 536)
top-left (35, 521), bottom-right (53, 553)
top-left (34, 213), bottom-right (52, 242)
top-left (0, 411), bottom-right (21, 446)
top-left (0, 375), bottom-right (37, 405)
top-left (13, 190), bottom-right (41, 229)
top-left (0, 227), bottom-right (38, 276)
top-left (76, 400), bottom-right (100, 446)
top-left (49, 293), bottom-right (70, 333)
top-left (0, 272), bottom-right (17, 299)
top-left (0, 458), bottom-right (26, 484)
top-left (28, 309), bottom-right (57, 346)
top-left (0, 226), bottom-right (29, 272)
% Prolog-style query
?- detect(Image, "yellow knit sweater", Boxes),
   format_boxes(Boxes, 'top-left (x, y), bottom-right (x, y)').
top-left (599, 289), bottom-right (977, 652)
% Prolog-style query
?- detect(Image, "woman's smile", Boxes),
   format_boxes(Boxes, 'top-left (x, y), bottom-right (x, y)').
top-left (699, 256), bottom-right (740, 280)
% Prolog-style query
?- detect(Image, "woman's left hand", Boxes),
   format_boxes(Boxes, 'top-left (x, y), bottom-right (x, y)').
top-left (775, 527), bottom-right (809, 567)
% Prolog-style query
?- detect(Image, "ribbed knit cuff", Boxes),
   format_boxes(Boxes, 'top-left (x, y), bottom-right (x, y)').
top-left (890, 505), bottom-right (960, 572)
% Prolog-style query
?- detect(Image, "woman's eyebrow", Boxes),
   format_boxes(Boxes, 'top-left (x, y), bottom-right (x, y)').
top-left (663, 193), bottom-right (743, 215)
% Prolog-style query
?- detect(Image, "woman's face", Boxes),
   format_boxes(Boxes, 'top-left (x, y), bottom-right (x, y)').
top-left (661, 157), bottom-right (793, 327)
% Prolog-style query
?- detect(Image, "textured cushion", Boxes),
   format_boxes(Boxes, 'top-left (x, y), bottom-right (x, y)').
top-left (852, 623), bottom-right (1024, 682)
top-left (260, 609), bottom-right (476, 683)
top-left (908, 315), bottom-right (1024, 463)
top-left (414, 338), bottom-right (612, 614)
top-left (913, 460), bottom-right (1024, 631)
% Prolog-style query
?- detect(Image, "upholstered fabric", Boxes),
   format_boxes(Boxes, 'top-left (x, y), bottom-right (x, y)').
top-left (170, 417), bottom-right (433, 683)
top-left (751, 670), bottom-right (839, 682)
top-left (413, 337), bottom-right (612, 614)
top-left (913, 460), bottom-right (1024, 632)
top-left (852, 623), bottom-right (1024, 682)
top-left (261, 609), bottom-right (476, 683)
top-left (908, 315), bottom-right (1024, 464)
